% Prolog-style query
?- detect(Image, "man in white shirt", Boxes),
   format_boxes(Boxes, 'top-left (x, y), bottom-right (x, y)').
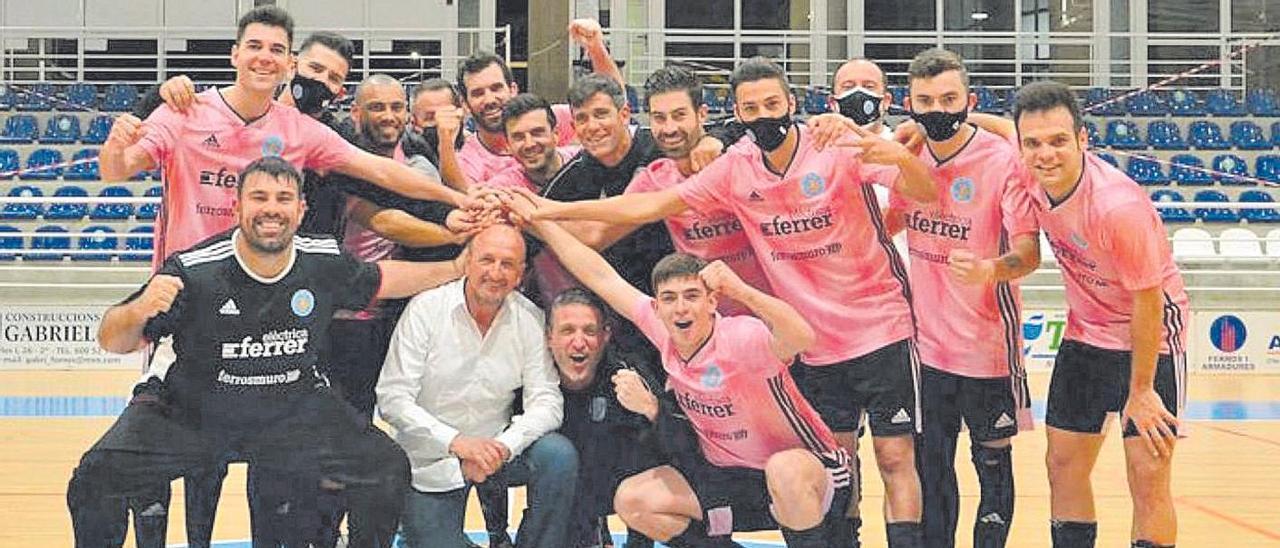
top-left (376, 224), bottom-right (574, 548)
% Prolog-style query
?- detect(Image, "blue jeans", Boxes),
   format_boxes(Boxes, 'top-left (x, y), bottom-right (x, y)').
top-left (400, 433), bottom-right (578, 548)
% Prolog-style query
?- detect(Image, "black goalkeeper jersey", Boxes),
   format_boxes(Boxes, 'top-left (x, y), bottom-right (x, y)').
top-left (129, 229), bottom-right (381, 425)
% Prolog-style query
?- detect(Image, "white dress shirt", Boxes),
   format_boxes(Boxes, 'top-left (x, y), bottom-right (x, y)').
top-left (376, 278), bottom-right (563, 492)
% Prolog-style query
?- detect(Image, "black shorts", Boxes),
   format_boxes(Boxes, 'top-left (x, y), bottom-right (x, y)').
top-left (1046, 340), bottom-right (1184, 437)
top-left (670, 451), bottom-right (852, 537)
top-left (920, 365), bottom-right (1019, 442)
top-left (795, 339), bottom-right (920, 436)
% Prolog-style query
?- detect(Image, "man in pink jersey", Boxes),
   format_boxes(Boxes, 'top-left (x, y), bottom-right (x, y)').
top-left (623, 65), bottom-right (773, 316)
top-left (97, 6), bottom-right (467, 272)
top-left (885, 48), bottom-right (1041, 548)
top-left (1013, 81), bottom-right (1187, 548)
top-left (519, 210), bottom-right (852, 548)
top-left (516, 57), bottom-right (938, 548)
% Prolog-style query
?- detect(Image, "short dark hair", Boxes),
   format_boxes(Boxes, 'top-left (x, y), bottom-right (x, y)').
top-left (236, 6), bottom-right (294, 47)
top-left (568, 74), bottom-right (626, 110)
top-left (238, 156), bottom-right (303, 196)
top-left (651, 253), bottom-right (708, 291)
top-left (502, 93), bottom-right (557, 131)
top-left (548, 287), bottom-right (610, 330)
top-left (729, 57), bottom-right (790, 96)
top-left (1013, 80), bottom-right (1085, 133)
top-left (457, 51), bottom-right (513, 95)
top-left (412, 78), bottom-right (461, 107)
top-left (907, 48), bottom-right (968, 86)
top-left (644, 66), bottom-right (703, 111)
top-left (298, 31), bottom-right (355, 67)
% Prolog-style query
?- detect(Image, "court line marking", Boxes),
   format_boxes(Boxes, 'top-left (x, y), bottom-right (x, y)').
top-left (1175, 496), bottom-right (1280, 542)
top-left (1197, 423), bottom-right (1280, 448)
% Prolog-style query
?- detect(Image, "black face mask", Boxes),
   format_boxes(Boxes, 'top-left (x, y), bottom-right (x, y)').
top-left (910, 108), bottom-right (969, 142)
top-left (834, 87), bottom-right (882, 127)
top-left (420, 125), bottom-right (465, 151)
top-left (744, 115), bottom-right (793, 152)
top-left (289, 74), bottom-right (335, 115)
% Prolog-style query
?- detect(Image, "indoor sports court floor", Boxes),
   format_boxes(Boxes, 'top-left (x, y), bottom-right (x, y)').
top-left (2, 369), bottom-right (1279, 547)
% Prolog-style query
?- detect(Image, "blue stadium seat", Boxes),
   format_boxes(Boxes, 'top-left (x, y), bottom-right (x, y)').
top-left (0, 225), bottom-right (20, 260)
top-left (1084, 121), bottom-right (1101, 146)
top-left (0, 148), bottom-right (18, 179)
top-left (1272, 121), bottom-right (1280, 147)
top-left (136, 186), bottom-right (162, 220)
top-left (1255, 155), bottom-right (1280, 184)
top-left (16, 83), bottom-right (55, 112)
top-left (1096, 152), bottom-right (1120, 168)
top-left (40, 114), bottom-right (81, 144)
top-left (63, 83), bottom-right (98, 111)
top-left (1169, 154), bottom-right (1213, 185)
top-left (1166, 89), bottom-right (1205, 116)
top-left (1230, 120), bottom-right (1271, 150)
top-left (1205, 89), bottom-right (1246, 116)
top-left (1213, 154), bottom-right (1250, 185)
top-left (1246, 89), bottom-right (1280, 117)
top-left (804, 88), bottom-right (830, 115)
top-left (75, 225), bottom-right (118, 262)
top-left (702, 88), bottom-right (725, 113)
top-left (1151, 189), bottom-right (1195, 223)
top-left (1083, 87), bottom-right (1125, 116)
top-left (102, 84), bottom-right (139, 112)
top-left (83, 115), bottom-right (112, 145)
top-left (1, 186), bottom-right (43, 219)
top-left (1146, 121), bottom-right (1187, 150)
top-left (64, 148), bottom-right (100, 181)
top-left (1126, 156), bottom-right (1168, 185)
top-left (1125, 91), bottom-right (1167, 116)
top-left (975, 86), bottom-right (1006, 113)
top-left (625, 85), bottom-right (641, 113)
top-left (889, 86), bottom-right (907, 106)
top-left (1239, 189), bottom-right (1280, 221)
top-left (28, 225), bottom-right (69, 260)
top-left (45, 186), bottom-right (89, 220)
top-left (1240, 190), bottom-right (1280, 223)
top-left (20, 148), bottom-right (64, 180)
top-left (91, 186), bottom-right (134, 220)
top-left (0, 115), bottom-right (38, 144)
top-left (1188, 120), bottom-right (1230, 150)
top-left (0, 85), bottom-right (13, 111)
top-left (1193, 189), bottom-right (1238, 222)
top-left (122, 225), bottom-right (153, 262)
top-left (1105, 120), bottom-right (1144, 149)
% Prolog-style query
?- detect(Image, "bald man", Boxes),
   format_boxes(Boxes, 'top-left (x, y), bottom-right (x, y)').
top-left (377, 224), bottom-right (577, 548)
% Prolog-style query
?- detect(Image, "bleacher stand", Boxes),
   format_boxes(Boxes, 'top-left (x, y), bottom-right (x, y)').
top-left (1171, 227), bottom-right (1218, 259)
top-left (91, 187), bottom-right (135, 220)
top-left (1084, 87), bottom-right (1125, 116)
top-left (83, 115), bottom-right (112, 145)
top-left (1125, 91), bottom-right (1167, 116)
top-left (64, 83), bottom-right (98, 111)
top-left (1127, 156), bottom-right (1169, 185)
top-left (1240, 190), bottom-right (1280, 223)
top-left (1212, 154), bottom-right (1251, 185)
top-left (1256, 155), bottom-right (1280, 184)
top-left (0, 225), bottom-right (20, 260)
top-left (122, 225), bottom-right (153, 262)
top-left (1167, 89), bottom-right (1205, 116)
top-left (1194, 189), bottom-right (1238, 222)
top-left (804, 88), bottom-right (830, 115)
top-left (29, 225), bottom-right (70, 261)
top-left (1218, 227), bottom-right (1264, 258)
top-left (1084, 121), bottom-right (1101, 146)
top-left (1106, 119), bottom-right (1145, 149)
top-left (975, 86), bottom-right (1006, 113)
top-left (1246, 89), bottom-right (1280, 117)
top-left (1230, 120), bottom-right (1271, 150)
top-left (1147, 121), bottom-right (1187, 150)
top-left (65, 149), bottom-right (101, 181)
top-left (2, 186), bottom-right (43, 220)
top-left (102, 84), bottom-right (138, 112)
top-left (1151, 189), bottom-right (1195, 223)
top-left (1096, 152), bottom-right (1120, 168)
top-left (0, 148), bottom-right (19, 178)
top-left (0, 85), bottom-right (14, 110)
top-left (136, 186), bottom-right (161, 220)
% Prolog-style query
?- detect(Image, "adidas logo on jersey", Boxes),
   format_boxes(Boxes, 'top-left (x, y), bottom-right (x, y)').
top-left (748, 190), bottom-right (764, 202)
top-left (994, 413), bottom-right (1015, 429)
top-left (202, 134), bottom-right (220, 148)
top-left (891, 409), bottom-right (912, 424)
top-left (219, 299), bottom-right (240, 315)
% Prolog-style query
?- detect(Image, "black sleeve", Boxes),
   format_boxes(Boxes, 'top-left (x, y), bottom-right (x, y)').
top-left (705, 118), bottom-right (748, 151)
top-left (133, 84), bottom-right (165, 119)
top-left (322, 253), bottom-right (383, 311)
top-left (117, 255), bottom-right (186, 343)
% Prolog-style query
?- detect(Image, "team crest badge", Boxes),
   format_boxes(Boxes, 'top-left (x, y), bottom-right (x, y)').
top-left (950, 177), bottom-right (974, 203)
top-left (291, 288), bottom-right (315, 317)
top-left (262, 135), bottom-right (285, 158)
top-left (800, 172), bottom-right (827, 198)
top-left (700, 364), bottom-right (724, 388)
